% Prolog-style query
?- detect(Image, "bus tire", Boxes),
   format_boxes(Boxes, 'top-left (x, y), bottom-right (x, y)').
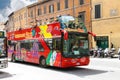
top-left (11, 54), bottom-right (16, 62)
top-left (39, 57), bottom-right (47, 68)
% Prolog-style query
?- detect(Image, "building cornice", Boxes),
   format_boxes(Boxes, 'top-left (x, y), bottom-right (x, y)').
top-left (92, 16), bottom-right (120, 22)
top-left (27, 0), bottom-right (52, 8)
top-left (8, 12), bottom-right (14, 17)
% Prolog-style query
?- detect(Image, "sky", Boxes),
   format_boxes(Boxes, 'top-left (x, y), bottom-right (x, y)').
top-left (0, 0), bottom-right (37, 22)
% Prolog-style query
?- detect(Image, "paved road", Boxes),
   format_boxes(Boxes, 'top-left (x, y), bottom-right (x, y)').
top-left (0, 58), bottom-right (119, 80)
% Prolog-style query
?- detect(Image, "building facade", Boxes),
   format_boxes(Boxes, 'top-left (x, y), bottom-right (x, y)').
top-left (5, 0), bottom-right (92, 47)
top-left (14, 7), bottom-right (28, 30)
top-left (28, 0), bottom-right (91, 28)
top-left (4, 21), bottom-right (9, 32)
top-left (4, 13), bottom-right (14, 32)
top-left (5, 7), bottom-right (28, 32)
top-left (0, 22), bottom-right (5, 31)
top-left (92, 0), bottom-right (120, 49)
top-left (28, 0), bottom-right (92, 47)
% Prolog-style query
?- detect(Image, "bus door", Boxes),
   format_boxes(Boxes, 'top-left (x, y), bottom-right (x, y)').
top-left (15, 42), bottom-right (21, 60)
top-left (32, 40), bottom-right (44, 63)
top-left (50, 38), bottom-right (62, 66)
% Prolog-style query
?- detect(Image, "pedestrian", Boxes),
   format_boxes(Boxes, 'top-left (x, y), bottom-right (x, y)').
top-left (111, 42), bottom-right (114, 48)
top-left (57, 15), bottom-right (66, 29)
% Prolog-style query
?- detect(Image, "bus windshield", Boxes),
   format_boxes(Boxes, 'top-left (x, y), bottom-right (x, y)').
top-left (63, 33), bottom-right (89, 58)
top-left (0, 38), bottom-right (7, 58)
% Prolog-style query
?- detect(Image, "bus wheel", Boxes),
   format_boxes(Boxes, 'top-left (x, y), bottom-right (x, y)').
top-left (39, 57), bottom-right (47, 68)
top-left (11, 54), bottom-right (16, 62)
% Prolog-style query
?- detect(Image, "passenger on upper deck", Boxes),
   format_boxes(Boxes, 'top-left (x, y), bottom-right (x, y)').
top-left (56, 15), bottom-right (66, 29)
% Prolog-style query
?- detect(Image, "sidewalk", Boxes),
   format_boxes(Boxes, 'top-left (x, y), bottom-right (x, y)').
top-left (90, 57), bottom-right (119, 61)
top-left (89, 57), bottom-right (120, 70)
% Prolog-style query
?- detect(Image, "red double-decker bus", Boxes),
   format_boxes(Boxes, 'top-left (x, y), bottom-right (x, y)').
top-left (7, 16), bottom-right (90, 68)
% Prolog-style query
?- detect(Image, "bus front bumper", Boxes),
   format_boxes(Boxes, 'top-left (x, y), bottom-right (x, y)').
top-left (61, 57), bottom-right (90, 68)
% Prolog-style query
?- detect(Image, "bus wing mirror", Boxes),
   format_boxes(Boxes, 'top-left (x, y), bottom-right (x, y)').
top-left (61, 30), bottom-right (68, 40)
top-left (64, 32), bottom-right (68, 40)
top-left (88, 31), bottom-right (96, 37)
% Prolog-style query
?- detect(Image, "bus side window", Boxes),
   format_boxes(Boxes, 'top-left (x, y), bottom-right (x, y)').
top-left (26, 42), bottom-right (33, 51)
top-left (20, 41), bottom-right (33, 51)
top-left (53, 38), bottom-right (61, 51)
top-left (37, 42), bottom-right (44, 52)
top-left (21, 43), bottom-right (25, 49)
top-left (45, 39), bottom-right (52, 49)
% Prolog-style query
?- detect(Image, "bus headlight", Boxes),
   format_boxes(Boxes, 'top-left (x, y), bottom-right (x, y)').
top-left (80, 57), bottom-right (86, 62)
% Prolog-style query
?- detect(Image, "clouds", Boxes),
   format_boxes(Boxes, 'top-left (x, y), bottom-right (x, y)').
top-left (0, 0), bottom-right (37, 22)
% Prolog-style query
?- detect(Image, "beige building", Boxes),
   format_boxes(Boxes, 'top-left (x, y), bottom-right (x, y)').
top-left (7, 12), bottom-right (14, 32)
top-left (92, 0), bottom-right (120, 49)
top-left (5, 0), bottom-right (92, 47)
top-left (0, 22), bottom-right (5, 31)
top-left (4, 20), bottom-right (9, 32)
top-left (27, 0), bottom-right (92, 47)
top-left (14, 7), bottom-right (28, 31)
top-left (28, 0), bottom-right (91, 27)
top-left (5, 7), bottom-right (28, 32)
